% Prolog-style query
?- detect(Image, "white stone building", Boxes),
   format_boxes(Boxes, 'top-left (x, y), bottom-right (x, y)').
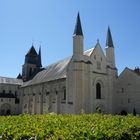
top-left (0, 13), bottom-right (140, 115)
top-left (0, 77), bottom-right (22, 115)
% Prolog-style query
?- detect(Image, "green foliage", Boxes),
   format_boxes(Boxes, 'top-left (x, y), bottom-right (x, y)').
top-left (96, 106), bottom-right (102, 114)
top-left (0, 114), bottom-right (139, 139)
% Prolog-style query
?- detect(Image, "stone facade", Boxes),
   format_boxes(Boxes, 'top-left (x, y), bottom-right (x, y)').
top-left (0, 14), bottom-right (140, 115)
top-left (22, 79), bottom-right (66, 114)
top-left (0, 77), bottom-right (22, 115)
top-left (115, 68), bottom-right (140, 114)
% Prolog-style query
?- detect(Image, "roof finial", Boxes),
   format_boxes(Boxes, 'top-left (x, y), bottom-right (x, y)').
top-left (106, 26), bottom-right (114, 47)
top-left (73, 12), bottom-right (83, 36)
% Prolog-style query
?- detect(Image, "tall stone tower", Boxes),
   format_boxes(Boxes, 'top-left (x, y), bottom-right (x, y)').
top-left (22, 45), bottom-right (42, 81)
top-left (66, 13), bottom-right (85, 114)
top-left (73, 13), bottom-right (84, 61)
top-left (105, 27), bottom-right (118, 113)
top-left (106, 27), bottom-right (115, 68)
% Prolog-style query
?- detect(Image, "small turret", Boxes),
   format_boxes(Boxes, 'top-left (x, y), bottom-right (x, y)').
top-left (106, 27), bottom-right (114, 48)
top-left (73, 13), bottom-right (83, 36)
top-left (106, 27), bottom-right (115, 68)
top-left (73, 13), bottom-right (84, 61)
top-left (17, 73), bottom-right (22, 79)
top-left (37, 46), bottom-right (42, 67)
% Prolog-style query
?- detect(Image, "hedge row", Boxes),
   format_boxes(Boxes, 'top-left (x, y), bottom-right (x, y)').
top-left (0, 113), bottom-right (140, 139)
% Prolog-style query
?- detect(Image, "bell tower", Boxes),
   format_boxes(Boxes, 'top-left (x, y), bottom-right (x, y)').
top-left (22, 45), bottom-right (42, 81)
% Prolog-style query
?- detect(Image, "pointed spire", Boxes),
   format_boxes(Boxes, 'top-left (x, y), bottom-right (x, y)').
top-left (38, 46), bottom-right (42, 67)
top-left (106, 26), bottom-right (114, 47)
top-left (73, 12), bottom-right (83, 36)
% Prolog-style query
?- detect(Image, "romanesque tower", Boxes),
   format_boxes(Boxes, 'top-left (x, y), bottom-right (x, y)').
top-left (22, 45), bottom-right (42, 81)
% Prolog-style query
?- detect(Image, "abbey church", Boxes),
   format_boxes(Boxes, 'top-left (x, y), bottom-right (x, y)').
top-left (0, 14), bottom-right (140, 115)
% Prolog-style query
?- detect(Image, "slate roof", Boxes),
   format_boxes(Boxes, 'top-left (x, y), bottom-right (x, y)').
top-left (22, 57), bottom-right (71, 87)
top-left (0, 77), bottom-right (23, 85)
top-left (73, 13), bottom-right (83, 36)
top-left (126, 67), bottom-right (140, 76)
top-left (22, 48), bottom-right (93, 87)
top-left (84, 48), bottom-right (94, 56)
top-left (26, 45), bottom-right (38, 56)
top-left (106, 27), bottom-right (114, 47)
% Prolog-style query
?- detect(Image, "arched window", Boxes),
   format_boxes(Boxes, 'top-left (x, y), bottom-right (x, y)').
top-left (96, 83), bottom-right (101, 99)
top-left (1, 103), bottom-right (11, 115)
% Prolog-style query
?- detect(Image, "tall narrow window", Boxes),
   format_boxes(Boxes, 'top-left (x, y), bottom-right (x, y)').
top-left (96, 83), bottom-right (101, 99)
top-left (121, 88), bottom-right (124, 93)
top-left (63, 88), bottom-right (66, 100)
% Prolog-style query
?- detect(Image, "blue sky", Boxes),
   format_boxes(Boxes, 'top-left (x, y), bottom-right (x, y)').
top-left (0, 0), bottom-right (140, 77)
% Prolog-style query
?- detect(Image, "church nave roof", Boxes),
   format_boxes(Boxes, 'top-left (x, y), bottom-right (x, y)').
top-left (22, 48), bottom-right (94, 87)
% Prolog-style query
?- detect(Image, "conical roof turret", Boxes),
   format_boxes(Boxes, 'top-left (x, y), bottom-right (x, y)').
top-left (73, 13), bottom-right (83, 36)
top-left (17, 73), bottom-right (22, 79)
top-left (106, 27), bottom-right (114, 47)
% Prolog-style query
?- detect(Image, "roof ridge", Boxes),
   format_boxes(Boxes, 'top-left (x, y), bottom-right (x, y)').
top-left (0, 76), bottom-right (22, 80)
top-left (44, 57), bottom-right (71, 69)
top-left (44, 48), bottom-right (94, 69)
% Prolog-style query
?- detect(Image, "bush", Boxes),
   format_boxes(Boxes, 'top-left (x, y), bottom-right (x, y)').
top-left (0, 114), bottom-right (139, 139)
